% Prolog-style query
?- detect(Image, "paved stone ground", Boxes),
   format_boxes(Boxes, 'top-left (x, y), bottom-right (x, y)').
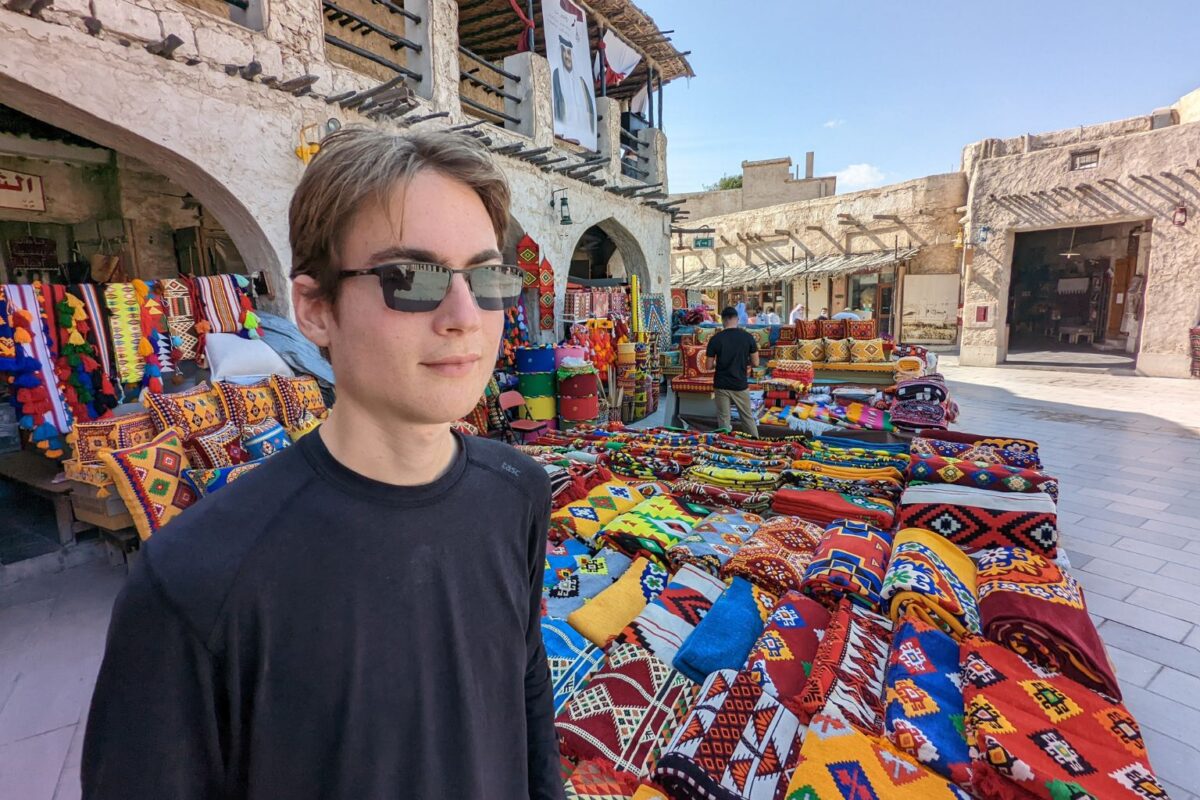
top-left (1, 360), bottom-right (1198, 798)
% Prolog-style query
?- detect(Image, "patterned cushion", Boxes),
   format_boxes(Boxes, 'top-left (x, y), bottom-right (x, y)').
top-left (270, 374), bottom-right (328, 429)
top-left (850, 337), bottom-right (886, 363)
top-left (144, 384), bottom-right (227, 438)
top-left (99, 429), bottom-right (197, 540)
top-left (680, 344), bottom-right (713, 380)
top-left (111, 412), bottom-right (159, 449)
top-left (71, 412), bottom-right (159, 463)
top-left (824, 338), bottom-right (851, 363)
top-left (796, 320), bottom-right (820, 339)
top-left (287, 411), bottom-right (323, 441)
top-left (819, 319), bottom-right (847, 339)
top-left (747, 327), bottom-right (771, 350)
top-left (184, 459), bottom-right (263, 497)
top-left (694, 327), bottom-right (718, 344)
top-left (774, 344), bottom-right (799, 361)
top-left (796, 339), bottom-right (826, 363)
top-left (215, 379), bottom-right (281, 428)
top-left (185, 421), bottom-right (250, 469)
top-left (777, 325), bottom-right (797, 344)
top-left (241, 417), bottom-right (291, 460)
top-left (847, 318), bottom-right (878, 339)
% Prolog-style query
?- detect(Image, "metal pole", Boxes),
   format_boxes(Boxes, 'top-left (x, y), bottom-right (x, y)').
top-left (599, 27), bottom-right (607, 98)
top-left (657, 75), bottom-right (663, 130)
top-left (646, 67), bottom-right (654, 127)
top-left (527, 0), bottom-right (535, 52)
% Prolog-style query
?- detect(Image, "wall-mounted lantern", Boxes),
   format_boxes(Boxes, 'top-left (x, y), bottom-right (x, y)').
top-left (551, 188), bottom-right (572, 225)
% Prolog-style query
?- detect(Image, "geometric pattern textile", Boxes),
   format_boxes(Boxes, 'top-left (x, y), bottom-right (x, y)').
top-left (183, 459), bottom-right (262, 498)
top-left (745, 591), bottom-right (833, 719)
top-left (545, 537), bottom-right (596, 591)
top-left (555, 643), bottom-right (698, 777)
top-left (567, 557), bottom-right (669, 648)
top-left (667, 508), bottom-right (762, 577)
top-left (99, 428), bottom-right (197, 540)
top-left (543, 617), bottom-right (605, 714)
top-left (779, 470), bottom-right (903, 504)
top-left (823, 338), bottom-right (851, 363)
top-left (615, 563), bottom-right (727, 665)
top-left (800, 520), bottom-right (894, 612)
top-left (720, 515), bottom-right (825, 597)
top-left (545, 550), bottom-right (635, 619)
top-left (143, 383), bottom-right (227, 438)
top-left (160, 277), bottom-right (199, 361)
top-left (846, 318), bottom-right (878, 340)
top-left (215, 379), bottom-right (281, 429)
top-left (884, 617), bottom-right (973, 787)
top-left (922, 431), bottom-right (1041, 470)
top-left (771, 488), bottom-right (896, 530)
top-left (795, 339), bottom-right (826, 363)
top-left (960, 637), bottom-right (1165, 800)
top-left (269, 374), bottom-right (328, 430)
top-left (975, 547), bottom-right (1120, 700)
top-left (184, 420), bottom-right (250, 469)
top-left (907, 455), bottom-right (1058, 503)
top-left (819, 320), bottom-right (847, 340)
top-left (103, 282), bottom-right (144, 385)
top-left (849, 338), bottom-right (886, 363)
top-left (800, 600), bottom-right (893, 735)
top-left (538, 258), bottom-right (555, 332)
top-left (562, 759), bottom-right (642, 799)
top-left (909, 437), bottom-right (1043, 470)
top-left (240, 417), bottom-right (291, 461)
top-left (599, 495), bottom-right (705, 567)
top-left (784, 712), bottom-right (973, 799)
top-left (550, 481), bottom-right (643, 546)
top-left (654, 670), bottom-right (805, 800)
top-left (797, 320), bottom-right (820, 340)
top-left (880, 528), bottom-right (981, 640)
top-left (681, 344), bottom-right (715, 379)
top-left (193, 274), bottom-right (243, 334)
top-left (897, 484), bottom-right (1058, 558)
top-left (672, 578), bottom-right (779, 686)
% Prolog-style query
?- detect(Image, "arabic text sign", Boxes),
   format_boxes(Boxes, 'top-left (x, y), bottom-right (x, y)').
top-left (0, 169), bottom-right (45, 212)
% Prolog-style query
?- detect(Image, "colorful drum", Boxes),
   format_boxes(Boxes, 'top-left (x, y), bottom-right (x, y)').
top-left (559, 394), bottom-right (600, 421)
top-left (558, 372), bottom-right (600, 397)
top-left (524, 395), bottom-right (557, 420)
top-left (554, 345), bottom-right (586, 367)
top-left (516, 345), bottom-right (555, 373)
top-left (518, 372), bottom-right (555, 397)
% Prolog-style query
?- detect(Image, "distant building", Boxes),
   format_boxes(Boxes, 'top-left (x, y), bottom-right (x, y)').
top-left (669, 153), bottom-right (837, 220)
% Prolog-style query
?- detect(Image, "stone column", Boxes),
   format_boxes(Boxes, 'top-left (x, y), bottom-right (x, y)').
top-left (503, 52), bottom-right (553, 147)
top-left (407, 0), bottom-right (460, 115)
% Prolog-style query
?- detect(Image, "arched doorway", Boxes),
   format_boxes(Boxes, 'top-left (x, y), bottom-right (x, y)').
top-left (567, 217), bottom-right (648, 284)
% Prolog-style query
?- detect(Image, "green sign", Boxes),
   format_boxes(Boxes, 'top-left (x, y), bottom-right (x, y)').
top-left (693, 237), bottom-right (714, 249)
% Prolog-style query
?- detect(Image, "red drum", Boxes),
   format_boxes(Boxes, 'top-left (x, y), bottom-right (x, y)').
top-left (559, 394), bottom-right (600, 421)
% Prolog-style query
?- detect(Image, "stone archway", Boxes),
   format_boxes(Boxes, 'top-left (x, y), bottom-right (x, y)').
top-left (565, 216), bottom-right (649, 284)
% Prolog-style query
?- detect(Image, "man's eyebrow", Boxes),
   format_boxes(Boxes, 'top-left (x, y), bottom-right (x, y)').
top-left (365, 246), bottom-right (503, 267)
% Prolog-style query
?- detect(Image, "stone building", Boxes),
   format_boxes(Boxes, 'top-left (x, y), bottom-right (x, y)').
top-left (0, 0), bottom-right (691, 336)
top-left (670, 172), bottom-right (967, 343)
top-left (669, 153), bottom-right (837, 220)
top-left (959, 88), bottom-right (1200, 377)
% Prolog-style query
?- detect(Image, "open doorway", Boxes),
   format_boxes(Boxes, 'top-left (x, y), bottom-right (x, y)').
top-left (1005, 222), bottom-right (1148, 370)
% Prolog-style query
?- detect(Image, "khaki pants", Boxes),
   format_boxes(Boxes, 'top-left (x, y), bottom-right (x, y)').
top-left (714, 388), bottom-right (759, 437)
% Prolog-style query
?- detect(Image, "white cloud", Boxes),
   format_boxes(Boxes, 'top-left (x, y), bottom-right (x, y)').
top-left (823, 118), bottom-right (846, 128)
top-left (835, 163), bottom-right (887, 192)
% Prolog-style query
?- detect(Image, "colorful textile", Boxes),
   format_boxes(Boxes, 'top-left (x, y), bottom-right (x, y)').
top-left (144, 383), bottom-right (227, 438)
top-left (961, 637), bottom-right (1164, 800)
top-left (772, 488), bottom-right (896, 530)
top-left (75, 283), bottom-right (115, 385)
top-left (849, 338), bottom-right (886, 363)
top-left (556, 643), bottom-right (698, 777)
top-left (193, 274), bottom-right (243, 334)
top-left (688, 464), bottom-right (780, 492)
top-left (551, 480), bottom-right (643, 546)
top-left (2, 284), bottom-right (71, 455)
top-left (894, 378), bottom-right (948, 404)
top-left (267, 375), bottom-right (328, 431)
top-left (796, 338), bottom-right (826, 363)
top-left (847, 318), bottom-right (878, 339)
top-left (568, 558), bottom-right (669, 647)
top-left (599, 495), bottom-right (704, 566)
top-left (800, 601), bottom-right (893, 733)
top-left (673, 578), bottom-right (778, 685)
top-left (215, 379), bottom-right (281, 429)
top-left (240, 417), bottom-right (291, 460)
top-left (563, 759), bottom-right (643, 799)
top-left (546, 537), bottom-right (595, 590)
top-left (100, 428), bottom-right (198, 540)
top-left (719, 516), bottom-right (824, 597)
top-left (543, 617), bottom-right (605, 714)
top-left (800, 520), bottom-right (894, 612)
top-left (823, 338), bottom-right (851, 363)
top-left (654, 670), bottom-right (804, 800)
top-left (897, 484), bottom-right (1059, 557)
top-left (103, 282), bottom-right (144, 385)
top-left (71, 413), bottom-right (155, 464)
top-left (910, 437), bottom-right (1041, 470)
top-left (545, 550), bottom-right (635, 618)
top-left (780, 469), bottom-right (902, 503)
top-left (681, 343), bottom-right (714, 379)
top-left (601, 449), bottom-right (693, 481)
top-left (789, 460), bottom-right (904, 484)
top-left (884, 618), bottom-right (973, 786)
top-left (669, 480), bottom-right (774, 514)
top-left (881, 529), bottom-right (981, 640)
top-left (819, 319), bottom-right (848, 339)
top-left (891, 400), bottom-right (948, 431)
top-left (667, 508), bottom-right (762, 576)
top-left (616, 564), bottom-right (727, 664)
top-left (183, 459), bottom-right (262, 498)
top-left (922, 431), bottom-right (1041, 469)
top-left (907, 455), bottom-right (1058, 503)
top-left (184, 420), bottom-right (249, 469)
top-left (975, 547), bottom-right (1119, 699)
top-left (746, 591), bottom-right (832, 717)
top-left (159, 277), bottom-right (199, 362)
top-left (783, 712), bottom-right (972, 799)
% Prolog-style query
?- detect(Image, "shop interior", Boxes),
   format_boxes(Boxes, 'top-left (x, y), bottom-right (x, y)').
top-left (1005, 222), bottom-right (1147, 369)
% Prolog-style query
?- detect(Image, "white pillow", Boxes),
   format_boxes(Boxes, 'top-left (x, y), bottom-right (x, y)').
top-left (204, 333), bottom-right (294, 381)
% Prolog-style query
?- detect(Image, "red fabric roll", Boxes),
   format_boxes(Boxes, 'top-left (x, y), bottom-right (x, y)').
top-left (771, 488), bottom-right (895, 529)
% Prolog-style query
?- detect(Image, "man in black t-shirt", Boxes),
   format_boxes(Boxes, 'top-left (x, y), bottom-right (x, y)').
top-left (705, 306), bottom-right (760, 436)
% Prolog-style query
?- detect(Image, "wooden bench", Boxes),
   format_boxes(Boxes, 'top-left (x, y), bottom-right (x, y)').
top-left (0, 451), bottom-right (88, 546)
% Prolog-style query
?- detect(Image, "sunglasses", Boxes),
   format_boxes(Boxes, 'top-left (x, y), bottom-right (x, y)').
top-left (337, 262), bottom-right (525, 312)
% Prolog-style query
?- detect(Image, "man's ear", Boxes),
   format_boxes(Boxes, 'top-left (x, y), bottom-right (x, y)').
top-left (292, 275), bottom-right (334, 349)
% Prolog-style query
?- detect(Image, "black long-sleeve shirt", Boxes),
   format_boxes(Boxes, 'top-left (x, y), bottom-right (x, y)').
top-left (82, 430), bottom-right (563, 800)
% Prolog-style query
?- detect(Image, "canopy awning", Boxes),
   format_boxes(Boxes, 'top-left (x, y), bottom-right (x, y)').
top-left (671, 247), bottom-right (920, 290)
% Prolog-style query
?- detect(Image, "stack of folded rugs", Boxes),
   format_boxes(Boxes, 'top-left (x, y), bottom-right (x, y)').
top-left (528, 422), bottom-right (1167, 799)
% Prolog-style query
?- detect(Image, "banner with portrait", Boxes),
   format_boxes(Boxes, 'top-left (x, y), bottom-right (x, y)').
top-left (543, 0), bottom-right (597, 150)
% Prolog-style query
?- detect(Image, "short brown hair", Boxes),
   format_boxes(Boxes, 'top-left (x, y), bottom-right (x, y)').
top-left (288, 126), bottom-right (511, 302)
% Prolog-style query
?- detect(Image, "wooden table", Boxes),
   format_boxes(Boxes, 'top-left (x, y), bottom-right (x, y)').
top-left (0, 451), bottom-right (88, 545)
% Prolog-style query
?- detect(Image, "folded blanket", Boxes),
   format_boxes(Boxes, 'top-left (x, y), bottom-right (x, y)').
top-left (897, 484), bottom-right (1059, 557)
top-left (615, 564), bottom-right (727, 665)
top-left (745, 591), bottom-right (832, 717)
top-left (562, 760), bottom-right (642, 799)
top-left (789, 459), bottom-right (905, 483)
top-left (779, 468), bottom-right (903, 503)
top-left (719, 516), bottom-right (824, 596)
top-left (976, 546), bottom-right (1119, 699)
top-left (921, 430), bottom-right (1041, 468)
top-left (961, 637), bottom-right (1163, 800)
top-left (669, 479), bottom-right (774, 514)
top-left (884, 617), bottom-right (973, 786)
top-left (891, 399), bottom-right (948, 431)
top-left (785, 712), bottom-right (973, 799)
top-left (673, 577), bottom-right (778, 685)
top-left (550, 480), bottom-right (644, 546)
top-left (556, 642), bottom-right (699, 777)
top-left (601, 449), bottom-right (693, 481)
top-left (667, 508), bottom-right (762, 576)
top-left (598, 495), bottom-right (704, 566)
top-left (799, 599), bottom-right (893, 733)
top-left (880, 528), bottom-right (981, 640)
top-left (653, 670), bottom-right (804, 800)
top-left (895, 377), bottom-right (949, 403)
top-left (686, 464), bottom-right (780, 491)
top-left (772, 487), bottom-right (896, 529)
top-left (545, 550), bottom-right (634, 618)
top-left (911, 436), bottom-right (1042, 470)
top-left (568, 557), bottom-right (669, 647)
top-left (907, 454), bottom-right (1059, 502)
top-left (545, 537), bottom-right (595, 591)
top-left (543, 617), bottom-right (605, 713)
top-left (697, 450), bottom-right (791, 473)
top-left (800, 519), bottom-right (894, 612)
top-left (803, 442), bottom-right (910, 471)
top-left (817, 434), bottom-right (910, 455)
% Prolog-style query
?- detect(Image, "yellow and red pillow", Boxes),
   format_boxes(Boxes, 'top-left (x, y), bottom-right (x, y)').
top-left (847, 318), bottom-right (878, 340)
top-left (824, 338), bottom-right (851, 363)
top-left (796, 339), bottom-right (826, 363)
top-left (69, 411), bottom-right (158, 463)
top-left (270, 375), bottom-right (328, 430)
top-left (819, 319), bottom-right (847, 340)
top-left (215, 379), bottom-right (280, 428)
top-left (99, 429), bottom-right (197, 540)
top-left (681, 344), bottom-right (714, 379)
top-left (144, 383), bottom-right (227, 438)
top-left (850, 338), bottom-right (886, 363)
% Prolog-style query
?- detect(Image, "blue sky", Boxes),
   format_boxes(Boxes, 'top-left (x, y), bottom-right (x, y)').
top-left (635, 0), bottom-right (1200, 194)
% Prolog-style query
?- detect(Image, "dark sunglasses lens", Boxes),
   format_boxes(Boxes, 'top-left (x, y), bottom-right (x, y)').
top-left (469, 266), bottom-right (524, 310)
top-left (380, 265), bottom-right (450, 312)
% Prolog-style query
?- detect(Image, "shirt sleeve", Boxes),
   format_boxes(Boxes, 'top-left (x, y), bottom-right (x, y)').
top-left (82, 556), bottom-right (224, 800)
top-left (749, 332), bottom-right (758, 354)
top-left (524, 491), bottom-right (565, 800)
top-left (705, 336), bottom-right (719, 358)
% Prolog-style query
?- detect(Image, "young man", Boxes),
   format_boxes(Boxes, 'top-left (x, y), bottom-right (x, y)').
top-left (705, 306), bottom-right (760, 437)
top-left (82, 129), bottom-right (564, 799)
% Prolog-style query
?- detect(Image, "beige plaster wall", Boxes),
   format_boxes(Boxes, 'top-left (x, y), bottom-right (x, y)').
top-left (0, 154), bottom-right (112, 225)
top-left (670, 156), bottom-right (837, 219)
top-left (116, 155), bottom-right (200, 279)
